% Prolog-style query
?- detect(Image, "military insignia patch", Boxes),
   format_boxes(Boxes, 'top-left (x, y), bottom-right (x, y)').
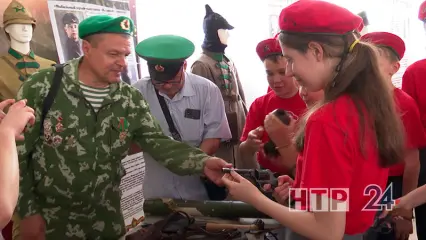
top-left (263, 45), bottom-right (270, 53)
top-left (119, 131), bottom-right (127, 142)
top-left (55, 116), bottom-right (64, 133)
top-left (118, 117), bottom-right (129, 131)
top-left (120, 19), bottom-right (130, 30)
top-left (155, 65), bottom-right (164, 72)
top-left (13, 6), bottom-right (25, 13)
top-left (43, 119), bottom-right (53, 142)
top-left (52, 135), bottom-right (63, 147)
top-left (118, 117), bottom-right (129, 142)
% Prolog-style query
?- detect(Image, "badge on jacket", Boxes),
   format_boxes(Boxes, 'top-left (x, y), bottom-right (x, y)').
top-left (118, 117), bottom-right (129, 142)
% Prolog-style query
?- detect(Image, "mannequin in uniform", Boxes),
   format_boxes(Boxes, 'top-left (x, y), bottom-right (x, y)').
top-left (0, 0), bottom-right (56, 101)
top-left (191, 4), bottom-right (247, 168)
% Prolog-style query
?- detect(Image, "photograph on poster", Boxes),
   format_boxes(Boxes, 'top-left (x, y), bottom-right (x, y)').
top-left (53, 10), bottom-right (83, 61)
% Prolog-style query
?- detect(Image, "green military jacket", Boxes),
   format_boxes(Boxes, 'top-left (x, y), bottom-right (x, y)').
top-left (0, 48), bottom-right (55, 101)
top-left (16, 58), bottom-right (209, 219)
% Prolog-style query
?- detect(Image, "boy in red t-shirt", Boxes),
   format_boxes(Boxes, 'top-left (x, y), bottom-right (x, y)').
top-left (239, 37), bottom-right (306, 174)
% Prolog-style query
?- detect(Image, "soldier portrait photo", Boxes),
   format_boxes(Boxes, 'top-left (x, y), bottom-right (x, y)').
top-left (54, 10), bottom-right (83, 61)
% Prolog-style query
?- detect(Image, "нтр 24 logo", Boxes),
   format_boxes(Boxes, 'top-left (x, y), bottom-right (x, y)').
top-left (362, 184), bottom-right (394, 211)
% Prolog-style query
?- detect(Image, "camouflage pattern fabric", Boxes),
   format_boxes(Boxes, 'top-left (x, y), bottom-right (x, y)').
top-left (15, 57), bottom-right (210, 239)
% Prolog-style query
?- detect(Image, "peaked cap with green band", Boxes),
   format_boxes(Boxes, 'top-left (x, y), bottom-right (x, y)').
top-left (78, 15), bottom-right (135, 39)
top-left (136, 35), bottom-right (195, 82)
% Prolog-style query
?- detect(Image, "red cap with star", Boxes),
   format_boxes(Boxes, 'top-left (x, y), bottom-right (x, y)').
top-left (419, 1), bottom-right (426, 21)
top-left (278, 0), bottom-right (362, 35)
top-left (360, 32), bottom-right (405, 59)
top-left (256, 38), bottom-right (282, 61)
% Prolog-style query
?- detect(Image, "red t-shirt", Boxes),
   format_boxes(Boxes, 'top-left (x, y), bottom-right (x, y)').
top-left (267, 86), bottom-right (273, 93)
top-left (389, 88), bottom-right (426, 176)
top-left (240, 91), bottom-right (306, 173)
top-left (402, 59), bottom-right (426, 133)
top-left (292, 95), bottom-right (389, 235)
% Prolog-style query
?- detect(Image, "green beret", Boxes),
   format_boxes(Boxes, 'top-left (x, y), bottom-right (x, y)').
top-left (135, 35), bottom-right (195, 82)
top-left (78, 15), bottom-right (135, 39)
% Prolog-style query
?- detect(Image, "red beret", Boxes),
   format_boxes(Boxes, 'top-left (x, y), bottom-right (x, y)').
top-left (256, 38), bottom-right (282, 61)
top-left (419, 1), bottom-right (426, 21)
top-left (360, 32), bottom-right (405, 59)
top-left (279, 0), bottom-right (362, 35)
top-left (357, 21), bottom-right (364, 33)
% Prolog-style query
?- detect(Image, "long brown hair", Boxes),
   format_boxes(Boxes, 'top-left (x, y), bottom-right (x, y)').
top-left (279, 32), bottom-right (405, 167)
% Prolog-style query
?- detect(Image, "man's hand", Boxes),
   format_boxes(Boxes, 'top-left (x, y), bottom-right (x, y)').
top-left (0, 99), bottom-right (35, 141)
top-left (20, 214), bottom-right (46, 240)
top-left (203, 157), bottom-right (232, 186)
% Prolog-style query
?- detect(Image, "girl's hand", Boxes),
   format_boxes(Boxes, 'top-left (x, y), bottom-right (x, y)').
top-left (222, 170), bottom-right (263, 204)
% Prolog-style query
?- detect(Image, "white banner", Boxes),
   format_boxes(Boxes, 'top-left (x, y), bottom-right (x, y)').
top-left (47, 0), bottom-right (139, 84)
top-left (120, 152), bottom-right (146, 233)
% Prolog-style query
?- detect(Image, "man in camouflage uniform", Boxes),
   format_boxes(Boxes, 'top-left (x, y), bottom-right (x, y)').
top-left (0, 0), bottom-right (56, 101)
top-left (15, 15), bottom-right (230, 240)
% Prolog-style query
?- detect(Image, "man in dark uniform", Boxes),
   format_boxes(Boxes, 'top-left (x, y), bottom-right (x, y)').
top-left (62, 12), bottom-right (82, 61)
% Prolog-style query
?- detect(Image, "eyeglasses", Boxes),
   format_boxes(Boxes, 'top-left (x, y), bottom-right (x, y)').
top-left (152, 80), bottom-right (181, 86)
top-left (152, 71), bottom-right (183, 86)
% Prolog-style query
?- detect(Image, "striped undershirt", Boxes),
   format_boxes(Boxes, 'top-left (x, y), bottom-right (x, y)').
top-left (79, 82), bottom-right (110, 112)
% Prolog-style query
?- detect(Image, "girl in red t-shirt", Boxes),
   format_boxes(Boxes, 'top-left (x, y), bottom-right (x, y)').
top-left (222, 1), bottom-right (406, 239)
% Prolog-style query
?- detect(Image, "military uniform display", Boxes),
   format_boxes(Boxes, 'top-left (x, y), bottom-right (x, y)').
top-left (133, 35), bottom-right (231, 201)
top-left (16, 15), bottom-right (210, 240)
top-left (191, 5), bottom-right (247, 167)
top-left (0, 0), bottom-right (55, 101)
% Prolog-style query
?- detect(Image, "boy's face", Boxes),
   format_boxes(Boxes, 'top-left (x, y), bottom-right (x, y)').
top-left (264, 57), bottom-right (298, 97)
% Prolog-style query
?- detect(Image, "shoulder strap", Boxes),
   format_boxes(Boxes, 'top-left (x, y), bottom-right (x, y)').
top-left (40, 64), bottom-right (64, 135)
top-left (154, 89), bottom-right (182, 141)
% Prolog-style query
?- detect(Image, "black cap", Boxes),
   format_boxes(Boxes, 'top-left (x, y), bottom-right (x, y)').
top-left (147, 62), bottom-right (184, 82)
top-left (203, 5), bottom-right (233, 35)
top-left (63, 12), bottom-right (79, 25)
top-left (358, 11), bottom-right (369, 26)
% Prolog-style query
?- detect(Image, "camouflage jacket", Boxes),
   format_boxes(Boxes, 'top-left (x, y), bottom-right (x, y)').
top-left (16, 58), bottom-right (209, 218)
